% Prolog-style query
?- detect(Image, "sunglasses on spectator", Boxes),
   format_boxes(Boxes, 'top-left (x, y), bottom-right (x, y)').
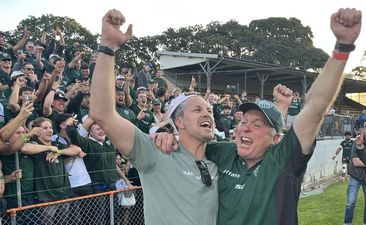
top-left (195, 160), bottom-right (212, 186)
top-left (183, 92), bottom-right (201, 96)
top-left (25, 68), bottom-right (34, 71)
top-left (1, 59), bottom-right (11, 62)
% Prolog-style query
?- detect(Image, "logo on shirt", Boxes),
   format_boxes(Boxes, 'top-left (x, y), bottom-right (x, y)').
top-left (222, 169), bottom-right (240, 178)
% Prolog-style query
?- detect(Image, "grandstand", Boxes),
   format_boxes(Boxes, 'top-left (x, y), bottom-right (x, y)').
top-left (158, 50), bottom-right (366, 115)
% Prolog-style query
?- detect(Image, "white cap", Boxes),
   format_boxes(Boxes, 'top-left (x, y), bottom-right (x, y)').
top-left (166, 92), bottom-right (199, 119)
top-left (49, 54), bottom-right (60, 61)
top-left (10, 71), bottom-right (25, 80)
top-left (115, 74), bottom-right (125, 80)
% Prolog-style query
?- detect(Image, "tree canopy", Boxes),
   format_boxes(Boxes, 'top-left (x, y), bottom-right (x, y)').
top-left (3, 13), bottom-right (363, 73)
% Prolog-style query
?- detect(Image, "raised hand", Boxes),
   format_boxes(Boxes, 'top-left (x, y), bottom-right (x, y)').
top-left (19, 101), bottom-right (34, 119)
top-left (331, 8), bottom-right (362, 44)
top-left (28, 127), bottom-right (44, 139)
top-left (100, 9), bottom-right (133, 50)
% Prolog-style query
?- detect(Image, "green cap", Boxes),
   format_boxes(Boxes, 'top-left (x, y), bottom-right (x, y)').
top-left (239, 100), bottom-right (284, 133)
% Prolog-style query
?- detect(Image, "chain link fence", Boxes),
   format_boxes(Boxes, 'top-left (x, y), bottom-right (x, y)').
top-left (319, 114), bottom-right (355, 138)
top-left (0, 187), bottom-right (144, 225)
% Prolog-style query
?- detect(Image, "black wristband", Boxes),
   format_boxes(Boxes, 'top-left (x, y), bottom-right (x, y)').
top-left (334, 42), bottom-right (356, 52)
top-left (97, 45), bottom-right (115, 56)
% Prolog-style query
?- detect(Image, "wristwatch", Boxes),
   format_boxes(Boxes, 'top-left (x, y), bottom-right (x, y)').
top-left (97, 45), bottom-right (115, 56)
top-left (334, 42), bottom-right (356, 52)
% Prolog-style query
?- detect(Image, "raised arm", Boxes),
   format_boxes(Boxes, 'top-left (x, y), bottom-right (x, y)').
top-left (293, 8), bottom-right (362, 155)
top-left (89, 9), bottom-right (134, 156)
top-left (272, 84), bottom-right (293, 118)
top-left (0, 101), bottom-right (33, 142)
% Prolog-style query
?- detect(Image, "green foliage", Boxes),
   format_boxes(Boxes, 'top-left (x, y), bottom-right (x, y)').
top-left (299, 180), bottom-right (364, 225)
top-left (351, 66), bottom-right (366, 80)
top-left (3, 13), bottom-right (353, 72)
top-left (247, 17), bottom-right (328, 68)
top-left (6, 14), bottom-right (98, 52)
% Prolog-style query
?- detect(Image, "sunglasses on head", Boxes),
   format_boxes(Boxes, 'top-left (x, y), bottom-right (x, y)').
top-left (195, 160), bottom-right (212, 187)
top-left (183, 92), bottom-right (201, 96)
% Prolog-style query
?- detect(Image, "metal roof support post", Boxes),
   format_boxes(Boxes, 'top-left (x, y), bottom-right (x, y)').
top-left (256, 72), bottom-right (269, 100)
top-left (175, 72), bottom-right (178, 87)
top-left (206, 62), bottom-right (212, 90)
top-left (244, 70), bottom-right (248, 91)
top-left (198, 73), bottom-right (202, 93)
top-left (302, 74), bottom-right (307, 97)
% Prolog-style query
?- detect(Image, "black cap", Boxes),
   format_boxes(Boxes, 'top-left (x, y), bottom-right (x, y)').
top-left (148, 79), bottom-right (156, 84)
top-left (54, 113), bottom-right (73, 131)
top-left (54, 92), bottom-right (69, 101)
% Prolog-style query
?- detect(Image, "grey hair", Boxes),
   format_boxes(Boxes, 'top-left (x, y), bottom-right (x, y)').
top-left (171, 101), bottom-right (187, 131)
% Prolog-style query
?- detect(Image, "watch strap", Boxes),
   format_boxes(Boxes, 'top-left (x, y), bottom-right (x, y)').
top-left (334, 42), bottom-right (355, 52)
top-left (97, 45), bottom-right (115, 56)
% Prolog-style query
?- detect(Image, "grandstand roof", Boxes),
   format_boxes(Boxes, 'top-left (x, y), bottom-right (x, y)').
top-left (157, 51), bottom-right (366, 98)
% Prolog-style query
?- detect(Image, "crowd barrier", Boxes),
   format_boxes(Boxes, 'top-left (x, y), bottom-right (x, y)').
top-left (319, 114), bottom-right (355, 138)
top-left (0, 187), bottom-right (144, 225)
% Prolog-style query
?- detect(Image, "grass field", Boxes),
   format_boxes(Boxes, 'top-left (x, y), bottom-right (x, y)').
top-left (299, 180), bottom-right (365, 225)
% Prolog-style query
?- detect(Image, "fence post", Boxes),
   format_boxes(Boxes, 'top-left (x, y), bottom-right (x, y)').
top-left (109, 194), bottom-right (114, 225)
top-left (10, 215), bottom-right (16, 225)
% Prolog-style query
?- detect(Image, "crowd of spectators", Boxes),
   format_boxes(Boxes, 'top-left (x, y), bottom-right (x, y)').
top-left (0, 27), bottom-right (249, 216)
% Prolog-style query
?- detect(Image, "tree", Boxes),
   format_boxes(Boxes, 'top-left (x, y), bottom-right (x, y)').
top-left (5, 14), bottom-right (98, 57)
top-left (247, 17), bottom-right (328, 69)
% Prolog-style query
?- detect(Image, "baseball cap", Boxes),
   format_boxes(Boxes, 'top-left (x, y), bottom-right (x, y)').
top-left (239, 100), bottom-right (284, 133)
top-left (54, 91), bottom-right (69, 101)
top-left (148, 79), bottom-right (156, 84)
top-left (146, 63), bottom-right (153, 68)
top-left (49, 54), bottom-right (60, 61)
top-left (116, 74), bottom-right (125, 80)
top-left (152, 99), bottom-right (161, 106)
top-left (166, 92), bottom-right (201, 119)
top-left (10, 71), bottom-right (26, 80)
top-left (0, 52), bottom-right (12, 61)
top-left (137, 86), bottom-right (147, 92)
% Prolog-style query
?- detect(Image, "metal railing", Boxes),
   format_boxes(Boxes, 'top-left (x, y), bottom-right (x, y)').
top-left (0, 187), bottom-right (144, 225)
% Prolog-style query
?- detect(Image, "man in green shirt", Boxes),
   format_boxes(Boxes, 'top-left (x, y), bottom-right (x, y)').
top-left (129, 91), bottom-right (155, 134)
top-left (155, 8), bottom-right (363, 225)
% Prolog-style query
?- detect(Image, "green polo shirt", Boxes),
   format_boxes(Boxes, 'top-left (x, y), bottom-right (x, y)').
top-left (129, 103), bottom-right (154, 134)
top-left (206, 128), bottom-right (314, 225)
top-left (67, 127), bottom-right (117, 185)
top-left (116, 105), bottom-right (138, 126)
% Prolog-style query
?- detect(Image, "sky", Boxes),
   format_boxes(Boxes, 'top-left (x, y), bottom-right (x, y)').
top-left (2, 0), bottom-right (365, 73)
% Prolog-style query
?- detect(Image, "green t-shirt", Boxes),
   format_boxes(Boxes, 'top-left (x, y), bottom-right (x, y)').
top-left (31, 140), bottom-right (71, 202)
top-left (129, 103), bottom-right (154, 134)
top-left (130, 128), bottom-right (219, 225)
top-left (1, 153), bottom-right (34, 199)
top-left (206, 128), bottom-right (314, 225)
